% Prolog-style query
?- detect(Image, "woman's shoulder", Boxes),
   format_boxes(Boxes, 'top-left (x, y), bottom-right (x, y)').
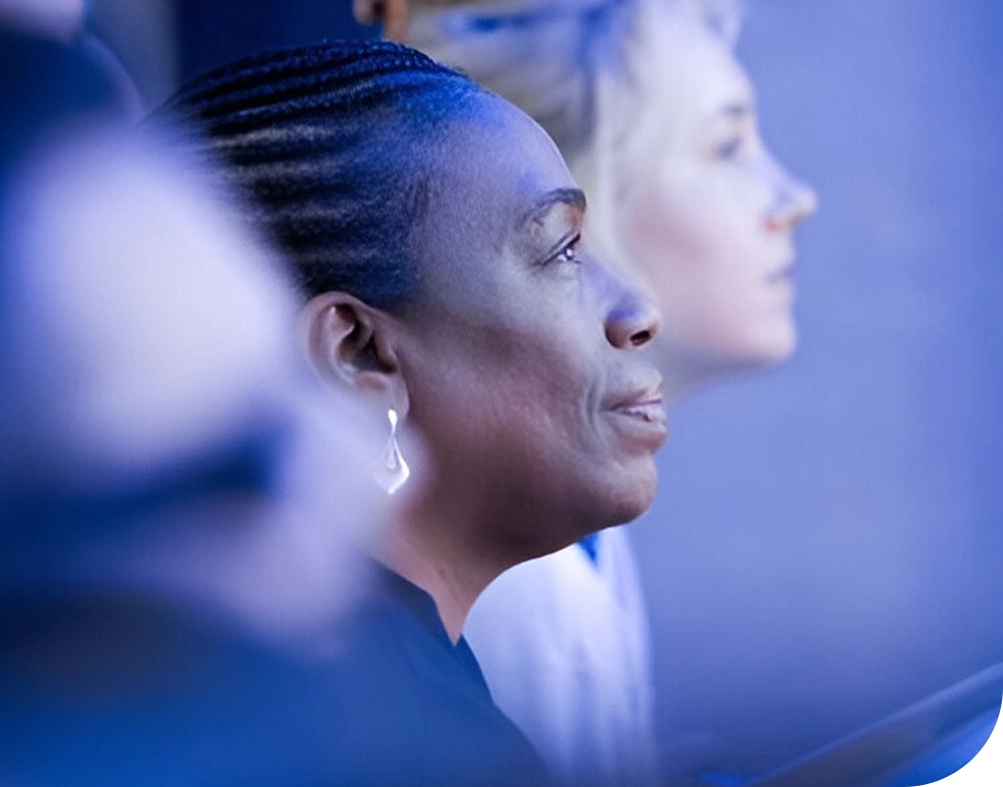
top-left (328, 565), bottom-right (554, 785)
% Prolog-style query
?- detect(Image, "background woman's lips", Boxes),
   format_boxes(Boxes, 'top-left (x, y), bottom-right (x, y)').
top-left (766, 258), bottom-right (796, 284)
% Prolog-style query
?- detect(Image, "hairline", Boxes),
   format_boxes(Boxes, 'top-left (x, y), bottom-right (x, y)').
top-left (388, 81), bottom-right (499, 311)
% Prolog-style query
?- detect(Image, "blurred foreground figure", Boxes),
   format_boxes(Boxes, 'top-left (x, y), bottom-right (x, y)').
top-left (0, 31), bottom-right (386, 787)
top-left (371, 1), bottom-right (817, 784)
top-left (162, 38), bottom-right (667, 786)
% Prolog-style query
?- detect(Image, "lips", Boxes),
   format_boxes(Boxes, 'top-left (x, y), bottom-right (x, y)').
top-left (605, 381), bottom-right (669, 450)
top-left (612, 397), bottom-right (666, 423)
top-left (766, 258), bottom-right (795, 284)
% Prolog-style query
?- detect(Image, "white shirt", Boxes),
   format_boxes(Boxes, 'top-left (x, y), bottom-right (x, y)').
top-left (464, 526), bottom-right (660, 787)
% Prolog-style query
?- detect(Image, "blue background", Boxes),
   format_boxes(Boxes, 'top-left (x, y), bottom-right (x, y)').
top-left (632, 0), bottom-right (1003, 779)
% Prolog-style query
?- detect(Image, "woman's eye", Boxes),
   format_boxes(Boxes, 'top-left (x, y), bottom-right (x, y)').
top-left (715, 136), bottom-right (744, 161)
top-left (555, 235), bottom-right (582, 265)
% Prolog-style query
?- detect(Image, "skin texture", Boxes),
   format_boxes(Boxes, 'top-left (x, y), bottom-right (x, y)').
top-left (304, 94), bottom-right (665, 639)
top-left (603, 9), bottom-right (817, 397)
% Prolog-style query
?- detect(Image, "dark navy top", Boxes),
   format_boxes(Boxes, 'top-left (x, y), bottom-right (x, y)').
top-left (326, 562), bottom-right (553, 785)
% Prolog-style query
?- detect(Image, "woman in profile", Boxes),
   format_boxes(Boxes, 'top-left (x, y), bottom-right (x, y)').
top-left (162, 39), bottom-right (666, 785)
top-left (359, 1), bottom-right (818, 784)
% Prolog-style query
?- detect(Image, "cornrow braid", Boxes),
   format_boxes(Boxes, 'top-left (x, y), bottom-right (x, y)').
top-left (158, 40), bottom-right (483, 309)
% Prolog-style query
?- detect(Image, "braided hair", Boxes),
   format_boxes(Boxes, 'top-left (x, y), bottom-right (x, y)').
top-left (159, 40), bottom-right (483, 310)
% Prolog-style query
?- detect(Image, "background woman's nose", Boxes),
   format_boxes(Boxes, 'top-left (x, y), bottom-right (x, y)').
top-left (604, 278), bottom-right (662, 350)
top-left (765, 157), bottom-right (819, 232)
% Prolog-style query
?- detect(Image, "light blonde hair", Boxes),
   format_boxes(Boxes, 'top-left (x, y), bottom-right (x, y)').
top-left (407, 0), bottom-right (742, 270)
top-left (408, 0), bottom-right (740, 150)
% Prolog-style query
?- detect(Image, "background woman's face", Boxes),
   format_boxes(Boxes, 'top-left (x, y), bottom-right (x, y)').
top-left (615, 13), bottom-right (817, 383)
top-left (400, 95), bottom-right (665, 556)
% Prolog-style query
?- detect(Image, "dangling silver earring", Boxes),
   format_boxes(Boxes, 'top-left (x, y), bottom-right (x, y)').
top-left (376, 408), bottom-right (410, 495)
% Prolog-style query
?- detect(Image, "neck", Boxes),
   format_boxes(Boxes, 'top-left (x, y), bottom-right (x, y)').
top-left (379, 493), bottom-right (509, 643)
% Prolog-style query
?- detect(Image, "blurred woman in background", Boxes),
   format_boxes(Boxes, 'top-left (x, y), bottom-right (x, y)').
top-left (356, 1), bottom-right (817, 784)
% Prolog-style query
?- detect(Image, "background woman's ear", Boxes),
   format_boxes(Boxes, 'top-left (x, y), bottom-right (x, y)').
top-left (300, 292), bottom-right (409, 415)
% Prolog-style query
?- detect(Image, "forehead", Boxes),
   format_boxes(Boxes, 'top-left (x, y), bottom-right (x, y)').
top-left (423, 92), bottom-right (578, 243)
top-left (441, 93), bottom-right (575, 200)
top-left (408, 92), bottom-right (581, 304)
top-left (636, 10), bottom-right (754, 132)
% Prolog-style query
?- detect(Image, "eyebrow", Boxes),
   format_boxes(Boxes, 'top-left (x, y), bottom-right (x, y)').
top-left (520, 188), bottom-right (587, 228)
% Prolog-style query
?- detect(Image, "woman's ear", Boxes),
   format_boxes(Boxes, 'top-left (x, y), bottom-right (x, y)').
top-left (300, 292), bottom-right (409, 415)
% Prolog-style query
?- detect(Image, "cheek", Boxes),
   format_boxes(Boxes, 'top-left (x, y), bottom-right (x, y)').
top-left (621, 171), bottom-right (758, 289)
top-left (617, 171), bottom-right (794, 365)
top-left (403, 292), bottom-right (658, 541)
top-left (409, 305), bottom-right (600, 460)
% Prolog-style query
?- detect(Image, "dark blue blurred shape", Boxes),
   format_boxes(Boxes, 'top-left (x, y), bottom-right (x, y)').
top-left (0, 590), bottom-right (345, 787)
top-left (0, 29), bottom-right (117, 178)
top-left (176, 0), bottom-right (376, 84)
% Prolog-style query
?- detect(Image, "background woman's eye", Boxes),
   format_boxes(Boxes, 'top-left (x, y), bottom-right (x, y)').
top-left (715, 136), bottom-right (745, 160)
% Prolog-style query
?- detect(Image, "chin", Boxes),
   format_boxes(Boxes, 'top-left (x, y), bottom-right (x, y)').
top-left (713, 317), bottom-right (799, 376)
top-left (752, 318), bottom-right (798, 367)
top-left (501, 459), bottom-right (659, 564)
top-left (745, 328), bottom-right (797, 369)
top-left (588, 459), bottom-right (659, 531)
top-left (658, 313), bottom-right (799, 392)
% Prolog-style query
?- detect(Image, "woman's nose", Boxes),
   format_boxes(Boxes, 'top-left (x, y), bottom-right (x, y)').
top-left (765, 157), bottom-right (818, 232)
top-left (603, 273), bottom-right (662, 350)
